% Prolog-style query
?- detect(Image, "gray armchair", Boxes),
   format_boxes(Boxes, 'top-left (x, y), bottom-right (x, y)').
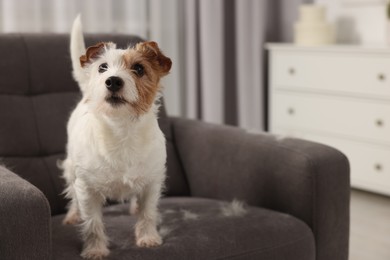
top-left (0, 34), bottom-right (350, 260)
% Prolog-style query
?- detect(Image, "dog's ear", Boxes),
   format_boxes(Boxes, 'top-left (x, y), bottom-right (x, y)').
top-left (136, 41), bottom-right (172, 75)
top-left (80, 42), bottom-right (115, 67)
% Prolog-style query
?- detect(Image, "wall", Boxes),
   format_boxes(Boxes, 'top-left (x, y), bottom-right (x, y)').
top-left (315, 0), bottom-right (388, 45)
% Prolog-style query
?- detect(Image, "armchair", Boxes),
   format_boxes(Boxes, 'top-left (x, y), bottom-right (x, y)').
top-left (0, 34), bottom-right (349, 260)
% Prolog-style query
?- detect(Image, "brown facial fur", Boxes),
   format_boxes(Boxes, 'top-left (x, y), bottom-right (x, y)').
top-left (135, 41), bottom-right (172, 76)
top-left (123, 41), bottom-right (172, 116)
top-left (80, 42), bottom-right (107, 68)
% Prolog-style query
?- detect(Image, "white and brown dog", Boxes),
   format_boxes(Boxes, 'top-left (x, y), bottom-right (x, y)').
top-left (61, 16), bottom-right (171, 259)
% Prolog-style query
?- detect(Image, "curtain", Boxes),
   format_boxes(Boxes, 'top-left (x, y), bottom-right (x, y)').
top-left (182, 0), bottom-right (311, 130)
top-left (0, 0), bottom-right (310, 130)
top-left (0, 0), bottom-right (148, 37)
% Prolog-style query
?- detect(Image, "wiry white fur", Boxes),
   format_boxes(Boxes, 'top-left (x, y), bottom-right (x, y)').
top-left (181, 209), bottom-right (199, 220)
top-left (220, 199), bottom-right (247, 217)
top-left (158, 226), bottom-right (173, 238)
top-left (70, 14), bottom-right (87, 92)
top-left (63, 16), bottom-right (167, 260)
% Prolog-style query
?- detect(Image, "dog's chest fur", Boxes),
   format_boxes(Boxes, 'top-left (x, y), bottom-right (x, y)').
top-left (67, 102), bottom-right (166, 200)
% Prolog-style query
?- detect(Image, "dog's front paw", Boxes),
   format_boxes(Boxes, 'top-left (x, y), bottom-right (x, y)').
top-left (62, 211), bottom-right (81, 225)
top-left (81, 245), bottom-right (109, 260)
top-left (136, 233), bottom-right (162, 248)
top-left (129, 201), bottom-right (139, 215)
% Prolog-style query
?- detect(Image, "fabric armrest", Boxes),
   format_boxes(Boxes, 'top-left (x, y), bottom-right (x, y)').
top-left (171, 117), bottom-right (350, 260)
top-left (0, 165), bottom-right (51, 260)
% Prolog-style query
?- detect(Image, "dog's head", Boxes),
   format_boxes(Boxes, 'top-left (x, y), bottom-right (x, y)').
top-left (79, 41), bottom-right (171, 118)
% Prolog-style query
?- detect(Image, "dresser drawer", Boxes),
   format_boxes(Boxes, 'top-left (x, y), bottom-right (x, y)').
top-left (270, 51), bottom-right (390, 98)
top-left (273, 128), bottom-right (390, 195)
top-left (271, 92), bottom-right (390, 144)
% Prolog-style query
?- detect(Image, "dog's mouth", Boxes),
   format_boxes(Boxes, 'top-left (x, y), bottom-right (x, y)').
top-left (105, 95), bottom-right (128, 107)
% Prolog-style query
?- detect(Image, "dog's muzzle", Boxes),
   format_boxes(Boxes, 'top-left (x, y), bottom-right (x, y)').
top-left (104, 76), bottom-right (127, 106)
top-left (105, 76), bottom-right (124, 92)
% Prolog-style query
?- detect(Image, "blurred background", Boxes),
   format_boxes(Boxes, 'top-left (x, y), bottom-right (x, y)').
top-left (0, 0), bottom-right (312, 131)
top-left (0, 0), bottom-right (389, 129)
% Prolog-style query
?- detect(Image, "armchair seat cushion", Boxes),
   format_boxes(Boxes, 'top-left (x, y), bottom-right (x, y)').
top-left (52, 197), bottom-right (315, 260)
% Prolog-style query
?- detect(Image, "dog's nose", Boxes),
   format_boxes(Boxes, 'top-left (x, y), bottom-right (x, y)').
top-left (105, 76), bottom-right (124, 92)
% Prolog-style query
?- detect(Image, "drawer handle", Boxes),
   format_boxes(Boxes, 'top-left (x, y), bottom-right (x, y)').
top-left (287, 107), bottom-right (295, 115)
top-left (374, 163), bottom-right (383, 172)
top-left (375, 119), bottom-right (384, 127)
top-left (288, 68), bottom-right (295, 75)
top-left (378, 74), bottom-right (386, 81)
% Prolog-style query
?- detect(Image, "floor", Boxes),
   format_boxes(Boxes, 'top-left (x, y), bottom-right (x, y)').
top-left (350, 189), bottom-right (390, 260)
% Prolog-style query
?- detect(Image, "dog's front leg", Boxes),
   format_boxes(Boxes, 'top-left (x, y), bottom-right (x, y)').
top-left (135, 180), bottom-right (163, 247)
top-left (63, 184), bottom-right (81, 225)
top-left (74, 179), bottom-right (109, 259)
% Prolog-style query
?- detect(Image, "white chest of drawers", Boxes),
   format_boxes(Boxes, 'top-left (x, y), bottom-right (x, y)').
top-left (267, 43), bottom-right (390, 196)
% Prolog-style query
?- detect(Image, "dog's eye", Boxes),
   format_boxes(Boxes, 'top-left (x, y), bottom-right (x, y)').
top-left (98, 63), bottom-right (108, 73)
top-left (132, 63), bottom-right (144, 77)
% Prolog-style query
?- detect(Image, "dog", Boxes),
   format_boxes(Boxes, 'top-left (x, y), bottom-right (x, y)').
top-left (61, 15), bottom-right (171, 259)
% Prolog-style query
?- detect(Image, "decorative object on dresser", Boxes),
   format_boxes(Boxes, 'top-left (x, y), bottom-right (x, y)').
top-left (267, 43), bottom-right (390, 196)
top-left (294, 4), bottom-right (335, 46)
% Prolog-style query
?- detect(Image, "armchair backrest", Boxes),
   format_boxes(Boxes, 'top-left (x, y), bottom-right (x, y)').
top-left (0, 34), bottom-right (189, 215)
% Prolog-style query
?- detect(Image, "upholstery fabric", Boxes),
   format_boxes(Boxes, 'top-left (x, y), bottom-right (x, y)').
top-left (171, 117), bottom-right (350, 260)
top-left (52, 197), bottom-right (315, 260)
top-left (0, 165), bottom-right (51, 260)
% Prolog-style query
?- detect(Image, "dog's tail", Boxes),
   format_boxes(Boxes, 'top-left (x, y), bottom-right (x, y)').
top-left (70, 14), bottom-right (88, 92)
